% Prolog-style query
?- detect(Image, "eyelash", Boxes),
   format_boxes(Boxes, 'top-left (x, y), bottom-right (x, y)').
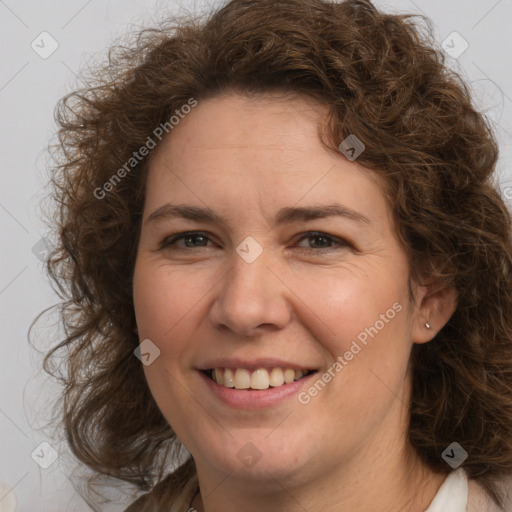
top-left (159, 231), bottom-right (350, 252)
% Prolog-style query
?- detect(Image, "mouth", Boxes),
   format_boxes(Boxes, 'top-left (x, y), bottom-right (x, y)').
top-left (201, 367), bottom-right (317, 391)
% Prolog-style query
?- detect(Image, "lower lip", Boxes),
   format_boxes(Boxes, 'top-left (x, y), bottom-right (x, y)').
top-left (199, 371), bottom-right (317, 409)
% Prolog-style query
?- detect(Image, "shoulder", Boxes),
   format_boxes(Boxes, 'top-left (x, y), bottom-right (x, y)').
top-left (123, 494), bottom-right (147, 512)
top-left (123, 483), bottom-right (161, 512)
top-left (467, 473), bottom-right (512, 512)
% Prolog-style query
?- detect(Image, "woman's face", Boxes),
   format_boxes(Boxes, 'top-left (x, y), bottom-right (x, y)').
top-left (133, 93), bottom-right (437, 490)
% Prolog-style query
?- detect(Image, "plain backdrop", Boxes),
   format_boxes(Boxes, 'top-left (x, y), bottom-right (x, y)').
top-left (1, 0), bottom-right (511, 510)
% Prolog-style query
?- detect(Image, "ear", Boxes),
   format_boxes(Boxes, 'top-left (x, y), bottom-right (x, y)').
top-left (411, 281), bottom-right (458, 344)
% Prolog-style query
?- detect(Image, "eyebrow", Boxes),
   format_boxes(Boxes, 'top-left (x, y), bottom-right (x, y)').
top-left (145, 203), bottom-right (371, 226)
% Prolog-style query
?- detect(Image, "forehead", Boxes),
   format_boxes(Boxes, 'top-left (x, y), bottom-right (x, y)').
top-left (143, 93), bottom-right (390, 229)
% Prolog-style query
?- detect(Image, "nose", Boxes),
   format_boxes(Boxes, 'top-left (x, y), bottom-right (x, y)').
top-left (208, 248), bottom-right (292, 337)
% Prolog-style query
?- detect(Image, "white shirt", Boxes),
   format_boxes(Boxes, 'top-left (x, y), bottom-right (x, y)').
top-left (425, 468), bottom-right (468, 512)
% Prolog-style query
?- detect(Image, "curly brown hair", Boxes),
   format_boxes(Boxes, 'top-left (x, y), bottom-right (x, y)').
top-left (31, 0), bottom-right (512, 510)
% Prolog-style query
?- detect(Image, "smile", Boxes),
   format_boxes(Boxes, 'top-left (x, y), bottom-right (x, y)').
top-left (205, 367), bottom-right (315, 390)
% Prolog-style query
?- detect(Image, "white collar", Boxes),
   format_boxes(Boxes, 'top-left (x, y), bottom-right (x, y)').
top-left (425, 468), bottom-right (468, 512)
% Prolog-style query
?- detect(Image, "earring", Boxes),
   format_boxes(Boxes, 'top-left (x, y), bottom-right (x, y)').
top-left (425, 322), bottom-right (431, 329)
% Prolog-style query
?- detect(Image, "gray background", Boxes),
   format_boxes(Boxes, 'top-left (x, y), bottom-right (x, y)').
top-left (1, 0), bottom-right (511, 510)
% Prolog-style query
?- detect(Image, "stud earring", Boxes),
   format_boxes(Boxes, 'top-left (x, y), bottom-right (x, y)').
top-left (425, 322), bottom-right (431, 329)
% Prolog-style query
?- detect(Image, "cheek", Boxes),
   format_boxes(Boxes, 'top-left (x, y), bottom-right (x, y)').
top-left (288, 266), bottom-right (409, 355)
top-left (133, 262), bottom-right (202, 343)
top-left (133, 264), bottom-right (205, 429)
top-left (290, 267), bottom-right (413, 415)
top-left (296, 274), bottom-right (412, 435)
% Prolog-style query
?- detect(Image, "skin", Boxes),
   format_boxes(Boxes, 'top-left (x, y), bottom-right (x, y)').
top-left (132, 92), bottom-right (458, 512)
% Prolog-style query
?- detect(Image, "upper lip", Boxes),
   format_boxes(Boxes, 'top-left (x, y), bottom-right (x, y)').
top-left (197, 357), bottom-right (318, 371)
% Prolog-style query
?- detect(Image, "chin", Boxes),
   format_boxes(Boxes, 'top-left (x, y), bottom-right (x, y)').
top-left (195, 432), bottom-right (314, 483)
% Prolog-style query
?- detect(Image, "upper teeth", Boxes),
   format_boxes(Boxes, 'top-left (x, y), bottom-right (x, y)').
top-left (211, 367), bottom-right (311, 390)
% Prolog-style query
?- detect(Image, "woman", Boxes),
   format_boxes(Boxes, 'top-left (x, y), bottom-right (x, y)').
top-left (35, 0), bottom-right (512, 510)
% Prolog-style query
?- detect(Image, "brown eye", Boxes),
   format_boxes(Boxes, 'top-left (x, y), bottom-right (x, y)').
top-left (160, 231), bottom-right (214, 249)
top-left (294, 232), bottom-right (348, 251)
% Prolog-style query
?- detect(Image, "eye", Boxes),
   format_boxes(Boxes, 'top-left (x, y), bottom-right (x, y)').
top-left (159, 231), bottom-right (215, 249)
top-left (158, 230), bottom-right (350, 252)
top-left (294, 231), bottom-right (349, 251)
